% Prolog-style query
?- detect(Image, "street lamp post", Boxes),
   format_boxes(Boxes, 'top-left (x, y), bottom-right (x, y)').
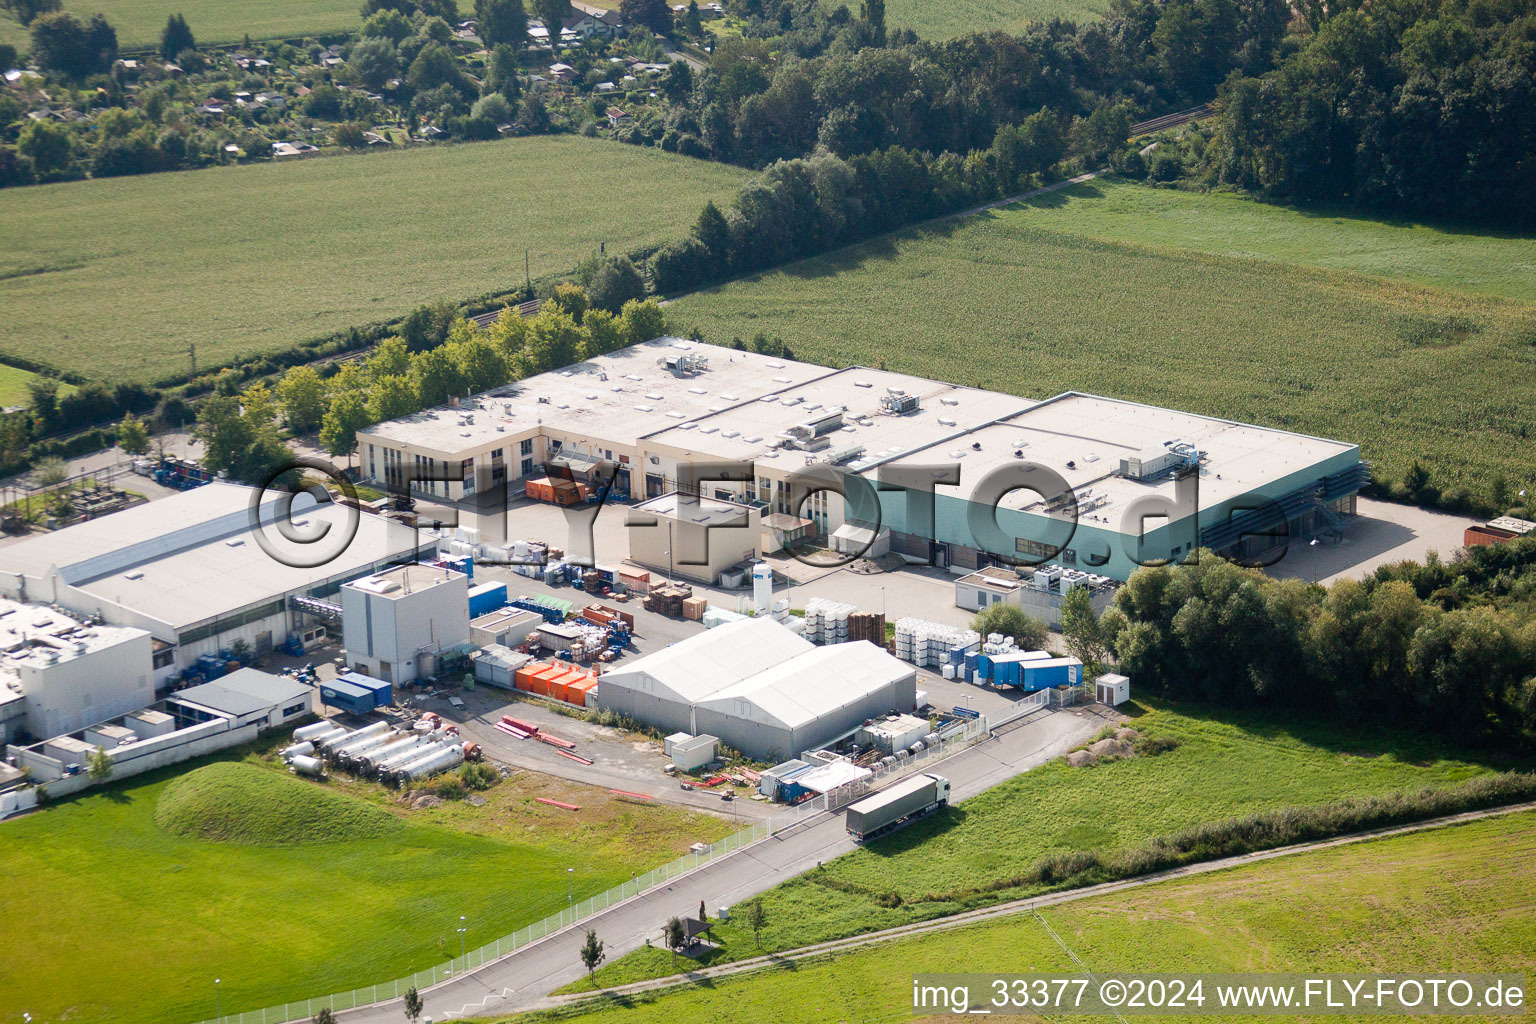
top-left (214, 978), bottom-right (221, 1020)
top-left (567, 866), bottom-right (574, 908)
top-left (457, 915), bottom-right (468, 959)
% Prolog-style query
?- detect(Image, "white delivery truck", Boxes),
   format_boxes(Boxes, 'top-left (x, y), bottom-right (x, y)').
top-left (844, 773), bottom-right (950, 841)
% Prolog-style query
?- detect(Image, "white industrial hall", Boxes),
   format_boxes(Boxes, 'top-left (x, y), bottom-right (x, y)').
top-left (594, 617), bottom-right (917, 761)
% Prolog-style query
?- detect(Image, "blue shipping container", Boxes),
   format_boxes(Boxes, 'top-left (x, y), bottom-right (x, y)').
top-left (1020, 658), bottom-right (1084, 693)
top-left (336, 671), bottom-right (393, 708)
top-left (468, 581), bottom-right (509, 618)
top-left (319, 677), bottom-right (376, 715)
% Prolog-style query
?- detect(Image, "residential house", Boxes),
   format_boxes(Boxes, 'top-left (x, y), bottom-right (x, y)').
top-left (271, 141), bottom-right (320, 159)
top-left (548, 62), bottom-right (578, 83)
top-left (571, 1), bottom-right (622, 35)
top-left (607, 107), bottom-right (631, 127)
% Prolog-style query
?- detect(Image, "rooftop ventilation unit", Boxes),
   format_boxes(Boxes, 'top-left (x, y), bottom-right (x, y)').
top-left (825, 445), bottom-right (867, 465)
top-left (881, 393), bottom-right (920, 415)
top-left (1119, 441), bottom-right (1202, 481)
top-left (659, 352), bottom-right (709, 376)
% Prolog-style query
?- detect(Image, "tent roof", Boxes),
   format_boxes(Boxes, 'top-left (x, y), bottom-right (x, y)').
top-left (699, 641), bottom-right (912, 731)
top-left (599, 617), bottom-right (813, 705)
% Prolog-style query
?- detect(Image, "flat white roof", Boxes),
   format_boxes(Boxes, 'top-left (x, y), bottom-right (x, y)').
top-left (1, 484), bottom-right (423, 632)
top-left (355, 340), bottom-right (1360, 529)
top-left (646, 366), bottom-right (1032, 466)
top-left (360, 338), bottom-right (832, 456)
top-left (632, 492), bottom-right (754, 527)
top-left (0, 598), bottom-right (148, 679)
top-left (879, 393), bottom-right (1358, 524)
top-left (0, 482), bottom-right (258, 583)
top-left (346, 562), bottom-right (465, 599)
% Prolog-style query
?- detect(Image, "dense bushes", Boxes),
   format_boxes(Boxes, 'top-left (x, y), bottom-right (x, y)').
top-left (1101, 548), bottom-right (1536, 750)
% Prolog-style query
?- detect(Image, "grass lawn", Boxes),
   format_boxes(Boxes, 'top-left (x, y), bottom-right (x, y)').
top-left (556, 701), bottom-right (1519, 989)
top-left (0, 0), bottom-right (360, 52)
top-left (0, 742), bottom-right (735, 1024)
top-left (666, 178), bottom-right (1536, 501)
top-left (0, 363), bottom-right (71, 408)
top-left (882, 0), bottom-right (1113, 38)
top-left (518, 808), bottom-right (1536, 1023)
top-left (0, 136), bottom-right (750, 384)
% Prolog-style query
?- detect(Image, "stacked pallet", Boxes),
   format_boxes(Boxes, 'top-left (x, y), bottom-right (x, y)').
top-left (644, 582), bottom-right (692, 617)
top-left (848, 611), bottom-right (885, 645)
top-left (682, 596), bottom-right (708, 620)
top-left (893, 617), bottom-right (982, 669)
top-left (803, 597), bottom-right (855, 644)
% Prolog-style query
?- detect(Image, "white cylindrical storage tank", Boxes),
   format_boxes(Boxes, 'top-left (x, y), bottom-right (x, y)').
top-left (752, 562), bottom-right (772, 616)
top-left (280, 741), bottom-right (315, 760)
top-left (381, 733), bottom-right (447, 768)
top-left (362, 734), bottom-right (434, 773)
top-left (292, 721), bottom-right (334, 742)
top-left (329, 721), bottom-right (391, 756)
top-left (394, 744), bottom-right (465, 786)
top-left (338, 730), bottom-right (400, 766)
top-left (291, 755), bottom-right (325, 778)
top-left (309, 726), bottom-right (350, 749)
top-left (390, 741), bottom-right (452, 778)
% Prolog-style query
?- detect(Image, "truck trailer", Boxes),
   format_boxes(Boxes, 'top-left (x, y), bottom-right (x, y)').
top-left (844, 773), bottom-right (950, 841)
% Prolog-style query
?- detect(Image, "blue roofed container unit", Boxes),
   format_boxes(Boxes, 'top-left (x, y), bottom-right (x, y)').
top-left (320, 672), bottom-right (392, 715)
top-left (468, 581), bottom-right (509, 619)
top-left (971, 652), bottom-right (1082, 691)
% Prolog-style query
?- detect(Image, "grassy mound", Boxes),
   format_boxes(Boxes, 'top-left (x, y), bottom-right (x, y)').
top-left (154, 762), bottom-right (402, 846)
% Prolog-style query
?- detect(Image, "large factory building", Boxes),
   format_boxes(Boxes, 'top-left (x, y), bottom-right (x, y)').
top-left (0, 483), bottom-right (422, 680)
top-left (358, 338), bottom-right (1366, 581)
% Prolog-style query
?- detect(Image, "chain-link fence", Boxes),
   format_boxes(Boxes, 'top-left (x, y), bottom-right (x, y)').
top-left (187, 699), bottom-right (1040, 1024)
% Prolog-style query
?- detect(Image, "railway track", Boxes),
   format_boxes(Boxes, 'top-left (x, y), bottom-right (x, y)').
top-left (1131, 103), bottom-right (1214, 136)
top-left (469, 298), bottom-right (543, 328)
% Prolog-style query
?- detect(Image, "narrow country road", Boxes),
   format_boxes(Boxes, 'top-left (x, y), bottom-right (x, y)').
top-left (516, 799), bottom-right (1536, 1016)
top-left (328, 706), bottom-right (1109, 1024)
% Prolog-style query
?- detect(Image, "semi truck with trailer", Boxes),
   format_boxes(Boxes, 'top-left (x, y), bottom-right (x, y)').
top-left (844, 773), bottom-right (950, 841)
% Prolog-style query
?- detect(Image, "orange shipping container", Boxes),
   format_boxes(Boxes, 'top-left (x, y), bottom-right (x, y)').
top-left (567, 678), bottom-right (598, 708)
top-left (514, 660), bottom-right (551, 689)
top-left (523, 664), bottom-right (561, 696)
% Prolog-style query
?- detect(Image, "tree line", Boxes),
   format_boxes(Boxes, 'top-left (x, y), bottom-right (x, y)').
top-left (650, 105), bottom-right (1109, 292)
top-left (632, 0), bottom-right (1288, 172)
top-left (1205, 0), bottom-right (1536, 226)
top-left (194, 290), bottom-right (666, 483)
top-left (1097, 545), bottom-right (1536, 751)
